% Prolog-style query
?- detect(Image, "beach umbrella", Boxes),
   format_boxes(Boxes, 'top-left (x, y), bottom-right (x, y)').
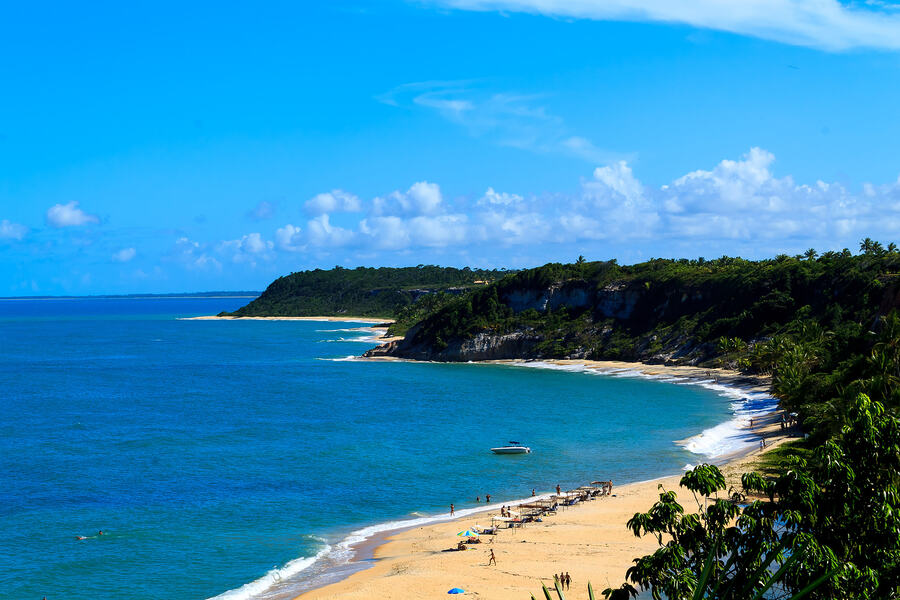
top-left (457, 529), bottom-right (479, 537)
top-left (448, 588), bottom-right (465, 594)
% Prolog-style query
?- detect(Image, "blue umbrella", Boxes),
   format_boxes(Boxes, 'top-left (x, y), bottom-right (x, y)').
top-left (448, 588), bottom-right (465, 594)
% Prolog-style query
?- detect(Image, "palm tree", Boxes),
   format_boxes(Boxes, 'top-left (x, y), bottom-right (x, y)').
top-left (889, 242), bottom-right (898, 254)
top-left (804, 248), bottom-right (818, 261)
top-left (860, 237), bottom-right (876, 254)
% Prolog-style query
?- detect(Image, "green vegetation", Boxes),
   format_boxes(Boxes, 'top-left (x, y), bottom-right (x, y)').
top-left (389, 244), bottom-right (900, 442)
top-left (753, 440), bottom-right (813, 478)
top-left (222, 265), bottom-right (506, 319)
top-left (524, 241), bottom-right (900, 599)
top-left (601, 393), bottom-right (900, 599)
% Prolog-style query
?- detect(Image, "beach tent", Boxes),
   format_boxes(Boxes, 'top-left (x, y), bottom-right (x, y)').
top-left (448, 588), bottom-right (465, 594)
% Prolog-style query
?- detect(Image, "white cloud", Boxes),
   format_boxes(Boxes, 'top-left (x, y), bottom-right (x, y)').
top-left (112, 247), bottom-right (136, 262)
top-left (46, 202), bottom-right (99, 228)
top-left (275, 149), bottom-right (900, 257)
top-left (174, 236), bottom-right (221, 271)
top-left (586, 160), bottom-right (645, 204)
top-left (428, 0), bottom-right (900, 51)
top-left (359, 216), bottom-right (412, 250)
top-left (219, 232), bottom-right (274, 264)
top-left (383, 82), bottom-right (623, 164)
top-left (276, 224), bottom-right (304, 252)
top-left (306, 214), bottom-right (355, 247)
top-left (305, 190), bottom-right (361, 215)
top-left (478, 187), bottom-right (523, 206)
top-left (410, 214), bottom-right (469, 247)
top-left (373, 181), bottom-right (444, 216)
top-left (0, 219), bottom-right (28, 241)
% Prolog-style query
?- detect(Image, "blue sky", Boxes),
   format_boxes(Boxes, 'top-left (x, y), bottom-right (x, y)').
top-left (2, 0), bottom-right (900, 295)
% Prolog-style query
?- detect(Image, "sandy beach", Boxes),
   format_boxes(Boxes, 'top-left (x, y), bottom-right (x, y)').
top-left (295, 358), bottom-right (795, 600)
top-left (182, 315), bottom-right (393, 323)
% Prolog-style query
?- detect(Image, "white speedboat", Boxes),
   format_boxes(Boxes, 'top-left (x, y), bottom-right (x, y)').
top-left (491, 441), bottom-right (531, 454)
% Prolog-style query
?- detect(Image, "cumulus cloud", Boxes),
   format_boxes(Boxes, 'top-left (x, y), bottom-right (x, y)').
top-left (46, 202), bottom-right (99, 228)
top-left (305, 190), bottom-right (361, 216)
top-left (373, 181), bottom-right (444, 216)
top-left (262, 149), bottom-right (900, 260)
top-left (112, 247), bottom-right (136, 262)
top-left (275, 224), bottom-right (304, 252)
top-left (219, 232), bottom-right (275, 264)
top-left (0, 219), bottom-right (28, 241)
top-left (478, 187), bottom-right (523, 206)
top-left (427, 0), bottom-right (900, 51)
top-left (307, 214), bottom-right (355, 247)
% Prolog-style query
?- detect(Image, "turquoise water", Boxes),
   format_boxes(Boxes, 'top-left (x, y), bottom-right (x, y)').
top-left (0, 298), bottom-right (747, 600)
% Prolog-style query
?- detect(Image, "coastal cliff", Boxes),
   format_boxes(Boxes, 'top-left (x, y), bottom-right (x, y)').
top-left (365, 254), bottom-right (900, 365)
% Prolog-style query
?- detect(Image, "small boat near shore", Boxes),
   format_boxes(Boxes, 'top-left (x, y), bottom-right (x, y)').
top-left (491, 442), bottom-right (531, 454)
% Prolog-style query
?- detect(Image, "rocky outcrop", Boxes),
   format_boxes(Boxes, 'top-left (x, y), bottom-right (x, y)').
top-left (503, 282), bottom-right (593, 313)
top-left (364, 277), bottom-right (722, 364)
top-left (595, 282), bottom-right (642, 320)
top-left (365, 329), bottom-right (543, 361)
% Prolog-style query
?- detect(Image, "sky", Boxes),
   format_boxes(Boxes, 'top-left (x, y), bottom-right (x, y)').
top-left (2, 1), bottom-right (900, 295)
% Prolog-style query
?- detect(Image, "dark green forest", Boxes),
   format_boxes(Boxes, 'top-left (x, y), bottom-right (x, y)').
top-left (222, 265), bottom-right (506, 318)
top-left (384, 247), bottom-right (900, 443)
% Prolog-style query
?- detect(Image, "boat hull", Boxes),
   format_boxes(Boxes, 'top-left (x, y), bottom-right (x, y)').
top-left (490, 446), bottom-right (531, 454)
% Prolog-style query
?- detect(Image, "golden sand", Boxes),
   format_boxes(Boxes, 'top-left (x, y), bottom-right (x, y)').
top-left (296, 360), bottom-right (794, 600)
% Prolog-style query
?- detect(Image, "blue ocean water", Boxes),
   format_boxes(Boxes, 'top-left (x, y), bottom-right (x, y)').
top-left (0, 298), bottom-right (758, 600)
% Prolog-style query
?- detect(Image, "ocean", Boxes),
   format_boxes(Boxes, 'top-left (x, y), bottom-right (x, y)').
top-left (0, 297), bottom-right (774, 600)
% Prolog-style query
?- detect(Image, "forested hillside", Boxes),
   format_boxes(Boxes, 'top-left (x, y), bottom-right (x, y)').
top-left (368, 245), bottom-right (900, 441)
top-left (223, 265), bottom-right (506, 318)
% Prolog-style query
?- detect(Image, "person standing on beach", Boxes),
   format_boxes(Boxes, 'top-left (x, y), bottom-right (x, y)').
top-left (488, 549), bottom-right (496, 565)
top-left (556, 484), bottom-right (561, 495)
top-left (565, 572), bottom-right (571, 590)
top-left (450, 503), bottom-right (455, 516)
top-left (531, 488), bottom-right (536, 496)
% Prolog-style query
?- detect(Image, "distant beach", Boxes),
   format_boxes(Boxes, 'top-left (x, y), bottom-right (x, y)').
top-left (182, 315), bottom-right (393, 323)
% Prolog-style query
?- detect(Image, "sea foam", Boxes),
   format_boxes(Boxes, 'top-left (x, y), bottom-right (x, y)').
top-left (208, 545), bottom-right (331, 600)
top-left (506, 361), bottom-right (778, 459)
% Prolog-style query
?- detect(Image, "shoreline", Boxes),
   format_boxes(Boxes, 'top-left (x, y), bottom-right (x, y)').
top-left (182, 315), bottom-right (394, 324)
top-left (267, 358), bottom-right (784, 600)
top-left (291, 409), bottom-right (796, 600)
top-left (198, 323), bottom-right (785, 600)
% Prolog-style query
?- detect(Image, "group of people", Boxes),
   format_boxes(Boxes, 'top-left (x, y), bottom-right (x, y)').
top-left (780, 413), bottom-right (797, 429)
top-left (474, 494), bottom-right (491, 503)
top-left (554, 572), bottom-right (572, 590)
